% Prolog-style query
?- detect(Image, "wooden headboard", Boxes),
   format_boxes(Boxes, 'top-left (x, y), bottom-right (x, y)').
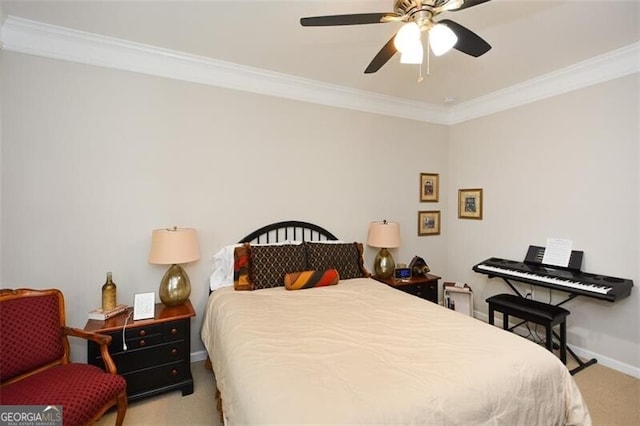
top-left (239, 220), bottom-right (338, 244)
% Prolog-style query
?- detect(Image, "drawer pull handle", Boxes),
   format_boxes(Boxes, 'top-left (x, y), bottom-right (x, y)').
top-left (171, 328), bottom-right (178, 335)
top-left (139, 330), bottom-right (147, 337)
top-left (171, 348), bottom-right (178, 356)
top-left (171, 369), bottom-right (178, 377)
top-left (139, 340), bottom-right (146, 347)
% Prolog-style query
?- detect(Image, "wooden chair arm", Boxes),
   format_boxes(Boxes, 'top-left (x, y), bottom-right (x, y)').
top-left (64, 327), bottom-right (119, 375)
top-left (65, 326), bottom-right (111, 345)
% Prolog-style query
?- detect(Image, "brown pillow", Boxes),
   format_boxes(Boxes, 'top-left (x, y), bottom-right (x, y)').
top-left (233, 244), bottom-right (253, 291)
top-left (249, 244), bottom-right (307, 289)
top-left (304, 242), bottom-right (369, 280)
top-left (284, 269), bottom-right (340, 290)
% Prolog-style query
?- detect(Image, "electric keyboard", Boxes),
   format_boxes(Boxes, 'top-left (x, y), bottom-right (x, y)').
top-left (473, 257), bottom-right (633, 302)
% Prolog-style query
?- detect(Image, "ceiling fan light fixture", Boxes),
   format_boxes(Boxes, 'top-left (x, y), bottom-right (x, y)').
top-left (429, 23), bottom-right (458, 56)
top-left (400, 41), bottom-right (423, 64)
top-left (393, 22), bottom-right (421, 53)
top-left (443, 0), bottom-right (465, 11)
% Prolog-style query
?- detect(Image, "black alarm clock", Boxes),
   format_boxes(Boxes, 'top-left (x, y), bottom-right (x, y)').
top-left (394, 267), bottom-right (412, 280)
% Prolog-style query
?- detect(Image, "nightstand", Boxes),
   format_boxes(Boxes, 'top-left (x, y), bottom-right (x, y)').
top-left (84, 300), bottom-right (196, 402)
top-left (373, 274), bottom-right (441, 304)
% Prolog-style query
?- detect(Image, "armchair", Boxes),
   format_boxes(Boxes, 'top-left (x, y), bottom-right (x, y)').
top-left (0, 288), bottom-right (127, 425)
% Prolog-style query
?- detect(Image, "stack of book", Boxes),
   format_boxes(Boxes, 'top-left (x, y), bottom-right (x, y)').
top-left (88, 304), bottom-right (129, 320)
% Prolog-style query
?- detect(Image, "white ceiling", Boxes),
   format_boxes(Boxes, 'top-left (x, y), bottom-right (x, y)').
top-left (2, 0), bottom-right (639, 106)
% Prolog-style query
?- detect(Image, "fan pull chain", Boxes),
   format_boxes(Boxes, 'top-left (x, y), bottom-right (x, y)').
top-left (417, 37), bottom-right (431, 83)
top-left (426, 34), bottom-right (431, 76)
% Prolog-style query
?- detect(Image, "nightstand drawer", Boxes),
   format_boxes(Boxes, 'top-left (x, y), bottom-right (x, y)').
top-left (103, 341), bottom-right (185, 373)
top-left (162, 321), bottom-right (186, 340)
top-left (124, 361), bottom-right (189, 396)
top-left (125, 323), bottom-right (162, 340)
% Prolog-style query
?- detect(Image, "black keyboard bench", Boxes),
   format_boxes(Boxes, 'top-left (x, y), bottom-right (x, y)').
top-left (486, 293), bottom-right (570, 363)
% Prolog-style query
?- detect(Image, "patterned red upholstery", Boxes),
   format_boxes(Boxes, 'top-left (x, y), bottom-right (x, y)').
top-left (0, 364), bottom-right (127, 426)
top-left (0, 293), bottom-right (65, 382)
top-left (0, 289), bottom-right (127, 426)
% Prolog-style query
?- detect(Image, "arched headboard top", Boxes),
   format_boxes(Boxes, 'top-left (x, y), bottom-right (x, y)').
top-left (239, 220), bottom-right (338, 244)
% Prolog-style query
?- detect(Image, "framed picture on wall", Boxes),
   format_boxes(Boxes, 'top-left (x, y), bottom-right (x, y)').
top-left (420, 173), bottom-right (440, 202)
top-left (418, 211), bottom-right (441, 236)
top-left (420, 173), bottom-right (439, 202)
top-left (458, 188), bottom-right (483, 220)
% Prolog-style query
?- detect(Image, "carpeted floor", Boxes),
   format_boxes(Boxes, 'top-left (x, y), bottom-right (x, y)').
top-left (97, 359), bottom-right (639, 425)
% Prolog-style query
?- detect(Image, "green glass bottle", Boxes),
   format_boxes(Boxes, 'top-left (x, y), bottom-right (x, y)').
top-left (101, 272), bottom-right (117, 311)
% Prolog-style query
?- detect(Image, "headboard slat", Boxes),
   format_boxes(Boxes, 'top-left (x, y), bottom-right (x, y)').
top-left (239, 220), bottom-right (338, 244)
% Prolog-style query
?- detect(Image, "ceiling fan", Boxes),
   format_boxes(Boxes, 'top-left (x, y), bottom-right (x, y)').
top-left (300, 0), bottom-right (492, 74)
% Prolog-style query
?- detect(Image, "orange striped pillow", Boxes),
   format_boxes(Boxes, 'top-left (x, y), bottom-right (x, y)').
top-left (284, 269), bottom-right (340, 291)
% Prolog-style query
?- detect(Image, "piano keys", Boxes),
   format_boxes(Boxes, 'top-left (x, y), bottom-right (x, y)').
top-left (473, 257), bottom-right (633, 302)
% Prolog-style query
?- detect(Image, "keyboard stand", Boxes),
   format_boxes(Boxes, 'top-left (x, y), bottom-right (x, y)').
top-left (495, 275), bottom-right (598, 375)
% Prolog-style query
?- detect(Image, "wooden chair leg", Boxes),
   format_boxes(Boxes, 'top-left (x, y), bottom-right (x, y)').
top-left (115, 391), bottom-right (128, 426)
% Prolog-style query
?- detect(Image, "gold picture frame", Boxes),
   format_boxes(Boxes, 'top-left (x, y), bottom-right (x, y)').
top-left (420, 173), bottom-right (439, 202)
top-left (458, 188), bottom-right (483, 220)
top-left (418, 211), bottom-right (441, 236)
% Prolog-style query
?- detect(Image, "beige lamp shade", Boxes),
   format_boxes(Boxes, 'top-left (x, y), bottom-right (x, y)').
top-left (149, 227), bottom-right (200, 265)
top-left (149, 227), bottom-right (200, 307)
top-left (367, 220), bottom-right (401, 280)
top-left (367, 221), bottom-right (401, 249)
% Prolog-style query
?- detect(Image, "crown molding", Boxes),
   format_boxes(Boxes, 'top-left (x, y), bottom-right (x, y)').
top-left (1, 16), bottom-right (638, 125)
top-left (448, 42), bottom-right (640, 124)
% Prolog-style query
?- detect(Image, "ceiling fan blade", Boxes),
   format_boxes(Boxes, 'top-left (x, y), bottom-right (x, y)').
top-left (439, 19), bottom-right (491, 57)
top-left (300, 13), bottom-right (393, 26)
top-left (448, 0), bottom-right (491, 12)
top-left (364, 35), bottom-right (398, 74)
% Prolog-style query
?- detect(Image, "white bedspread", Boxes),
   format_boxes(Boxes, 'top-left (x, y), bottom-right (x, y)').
top-left (201, 278), bottom-right (591, 425)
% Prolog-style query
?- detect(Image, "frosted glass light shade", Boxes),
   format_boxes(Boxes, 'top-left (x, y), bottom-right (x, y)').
top-left (394, 22), bottom-right (421, 53)
top-left (429, 23), bottom-right (458, 56)
top-left (400, 41), bottom-right (424, 64)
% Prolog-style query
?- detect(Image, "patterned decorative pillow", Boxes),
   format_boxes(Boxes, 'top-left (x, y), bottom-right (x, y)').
top-left (233, 244), bottom-right (253, 291)
top-left (249, 244), bottom-right (307, 290)
top-left (284, 269), bottom-right (340, 290)
top-left (304, 242), bottom-right (369, 280)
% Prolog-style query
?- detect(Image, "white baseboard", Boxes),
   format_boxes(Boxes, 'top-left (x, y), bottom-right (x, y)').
top-left (473, 310), bottom-right (640, 379)
top-left (190, 350), bottom-right (209, 364)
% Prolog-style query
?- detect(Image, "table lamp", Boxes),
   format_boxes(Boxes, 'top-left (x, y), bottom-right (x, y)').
top-left (149, 227), bottom-right (200, 307)
top-left (367, 220), bottom-right (401, 279)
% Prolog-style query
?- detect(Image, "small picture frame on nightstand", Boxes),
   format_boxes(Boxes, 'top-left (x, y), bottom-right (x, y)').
top-left (133, 292), bottom-right (155, 320)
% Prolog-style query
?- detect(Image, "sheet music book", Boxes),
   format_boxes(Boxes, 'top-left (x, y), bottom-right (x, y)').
top-left (542, 238), bottom-right (573, 268)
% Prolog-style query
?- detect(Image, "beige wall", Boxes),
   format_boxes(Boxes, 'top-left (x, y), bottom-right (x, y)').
top-left (447, 75), bottom-right (639, 370)
top-left (1, 52), bottom-right (449, 361)
top-left (1, 24), bottom-right (638, 374)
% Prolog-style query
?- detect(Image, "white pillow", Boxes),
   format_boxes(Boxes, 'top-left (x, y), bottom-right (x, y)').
top-left (209, 244), bottom-right (240, 291)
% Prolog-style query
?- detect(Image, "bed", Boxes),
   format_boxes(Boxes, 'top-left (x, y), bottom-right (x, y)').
top-left (200, 221), bottom-right (591, 425)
